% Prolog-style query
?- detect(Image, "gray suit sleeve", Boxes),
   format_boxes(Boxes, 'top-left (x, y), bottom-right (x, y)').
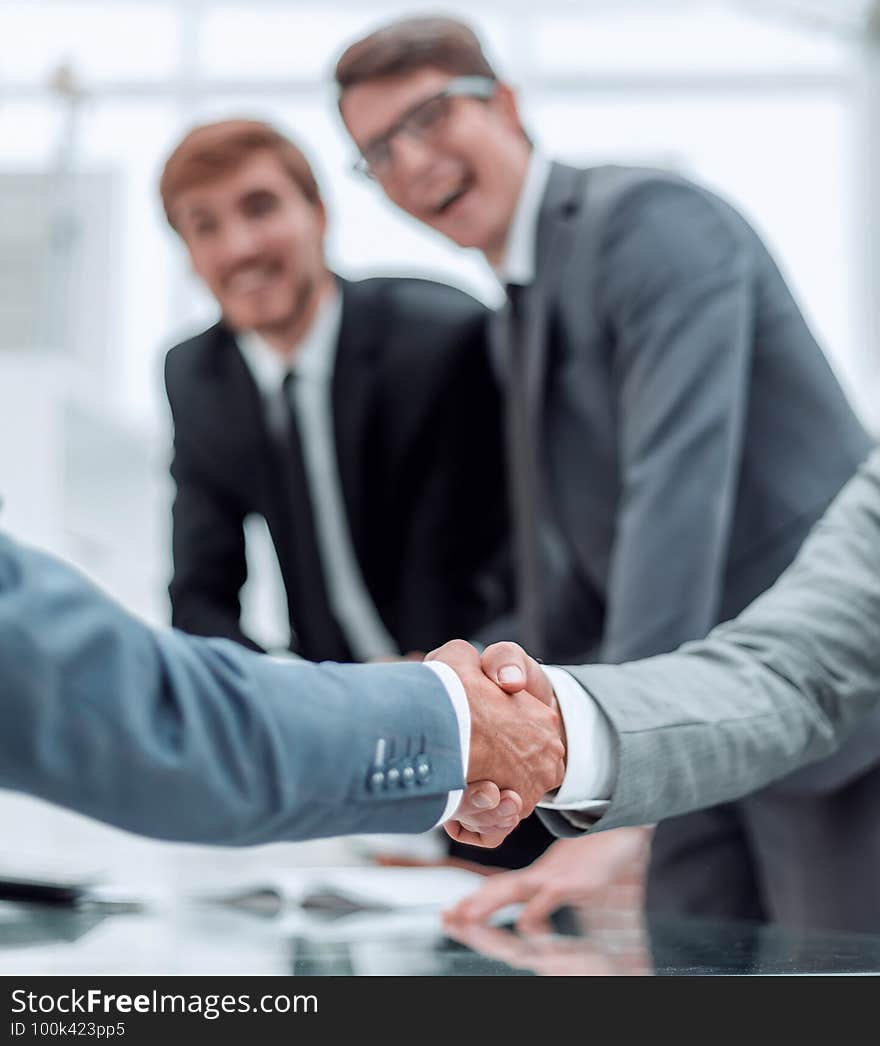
top-left (0, 535), bottom-right (463, 844)
top-left (541, 448), bottom-right (880, 836)
top-left (597, 181), bottom-right (753, 663)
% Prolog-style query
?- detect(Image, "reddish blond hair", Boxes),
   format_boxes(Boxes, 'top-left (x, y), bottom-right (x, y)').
top-left (159, 119), bottom-right (321, 229)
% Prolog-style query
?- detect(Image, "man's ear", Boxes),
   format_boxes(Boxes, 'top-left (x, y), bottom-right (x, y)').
top-left (337, 90), bottom-right (351, 131)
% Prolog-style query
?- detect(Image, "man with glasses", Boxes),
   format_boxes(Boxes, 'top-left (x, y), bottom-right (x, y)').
top-left (162, 120), bottom-right (509, 670)
top-left (335, 16), bottom-right (880, 932)
top-left (350, 76), bottom-right (498, 182)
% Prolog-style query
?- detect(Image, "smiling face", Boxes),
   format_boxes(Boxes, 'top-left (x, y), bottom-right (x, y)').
top-left (171, 149), bottom-right (329, 346)
top-left (340, 67), bottom-right (531, 264)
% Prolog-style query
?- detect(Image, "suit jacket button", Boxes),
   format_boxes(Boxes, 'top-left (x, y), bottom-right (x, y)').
top-left (369, 770), bottom-right (385, 791)
top-left (387, 767), bottom-right (401, 786)
top-left (402, 765), bottom-right (416, 785)
top-left (416, 759), bottom-right (431, 782)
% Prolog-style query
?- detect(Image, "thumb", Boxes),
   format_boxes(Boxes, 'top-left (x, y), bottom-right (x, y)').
top-left (480, 642), bottom-right (555, 706)
top-left (455, 781), bottom-right (501, 817)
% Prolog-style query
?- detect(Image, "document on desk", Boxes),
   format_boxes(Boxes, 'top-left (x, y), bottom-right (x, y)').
top-left (210, 867), bottom-right (484, 917)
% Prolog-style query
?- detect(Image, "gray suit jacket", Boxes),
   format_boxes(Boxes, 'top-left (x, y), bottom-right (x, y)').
top-left (488, 162), bottom-right (875, 796)
top-left (542, 447), bottom-right (880, 835)
top-left (0, 533), bottom-right (462, 844)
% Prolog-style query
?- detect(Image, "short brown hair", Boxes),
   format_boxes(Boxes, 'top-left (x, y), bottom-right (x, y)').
top-left (159, 119), bottom-right (321, 229)
top-left (335, 16), bottom-right (497, 93)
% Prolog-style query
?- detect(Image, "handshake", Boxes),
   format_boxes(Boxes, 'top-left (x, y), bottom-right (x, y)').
top-left (424, 640), bottom-right (567, 848)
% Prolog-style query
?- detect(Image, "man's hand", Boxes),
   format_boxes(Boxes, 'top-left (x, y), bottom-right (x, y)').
top-left (479, 641), bottom-right (555, 705)
top-left (443, 828), bottom-right (651, 930)
top-left (426, 640), bottom-right (566, 830)
top-left (447, 781), bottom-right (524, 849)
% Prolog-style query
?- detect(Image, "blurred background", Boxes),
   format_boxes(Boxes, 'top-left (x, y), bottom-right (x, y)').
top-left (2, 0), bottom-right (880, 896)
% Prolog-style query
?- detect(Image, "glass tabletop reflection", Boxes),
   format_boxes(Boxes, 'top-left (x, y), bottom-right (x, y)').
top-left (2, 896), bottom-right (880, 976)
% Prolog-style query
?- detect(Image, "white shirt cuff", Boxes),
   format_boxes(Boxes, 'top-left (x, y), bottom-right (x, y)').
top-left (422, 660), bottom-right (470, 827)
top-left (538, 666), bottom-right (616, 815)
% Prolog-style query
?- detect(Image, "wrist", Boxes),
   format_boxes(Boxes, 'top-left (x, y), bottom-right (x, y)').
top-left (465, 719), bottom-right (491, 782)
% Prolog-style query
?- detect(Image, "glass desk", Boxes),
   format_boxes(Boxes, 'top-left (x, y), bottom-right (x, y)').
top-left (2, 895), bottom-right (880, 976)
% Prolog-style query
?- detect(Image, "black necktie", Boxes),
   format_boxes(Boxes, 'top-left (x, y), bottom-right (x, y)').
top-left (504, 283), bottom-right (545, 659)
top-left (280, 372), bottom-right (352, 662)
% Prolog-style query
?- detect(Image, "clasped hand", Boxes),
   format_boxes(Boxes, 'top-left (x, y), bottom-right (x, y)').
top-left (423, 640), bottom-right (565, 848)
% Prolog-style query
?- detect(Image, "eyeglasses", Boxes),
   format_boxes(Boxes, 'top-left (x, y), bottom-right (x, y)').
top-left (352, 75), bottom-right (496, 180)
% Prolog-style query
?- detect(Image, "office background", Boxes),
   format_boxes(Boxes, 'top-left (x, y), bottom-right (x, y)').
top-left (1, 0), bottom-right (879, 893)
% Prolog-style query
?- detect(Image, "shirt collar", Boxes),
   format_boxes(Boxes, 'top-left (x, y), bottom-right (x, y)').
top-left (236, 286), bottom-right (343, 395)
top-left (495, 151), bottom-right (552, 287)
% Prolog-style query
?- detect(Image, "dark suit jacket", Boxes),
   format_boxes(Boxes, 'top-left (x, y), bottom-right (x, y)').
top-left (165, 276), bottom-right (509, 660)
top-left (477, 163), bottom-right (880, 892)
top-left (489, 164), bottom-right (871, 668)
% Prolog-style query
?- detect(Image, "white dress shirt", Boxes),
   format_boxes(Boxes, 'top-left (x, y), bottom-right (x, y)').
top-left (237, 290), bottom-right (398, 663)
top-left (497, 150), bottom-right (552, 287)
top-left (488, 150), bottom-right (617, 817)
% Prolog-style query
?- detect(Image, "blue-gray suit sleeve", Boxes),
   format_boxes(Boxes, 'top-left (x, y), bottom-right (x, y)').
top-left (0, 534), bottom-right (463, 845)
top-left (597, 180), bottom-right (753, 663)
